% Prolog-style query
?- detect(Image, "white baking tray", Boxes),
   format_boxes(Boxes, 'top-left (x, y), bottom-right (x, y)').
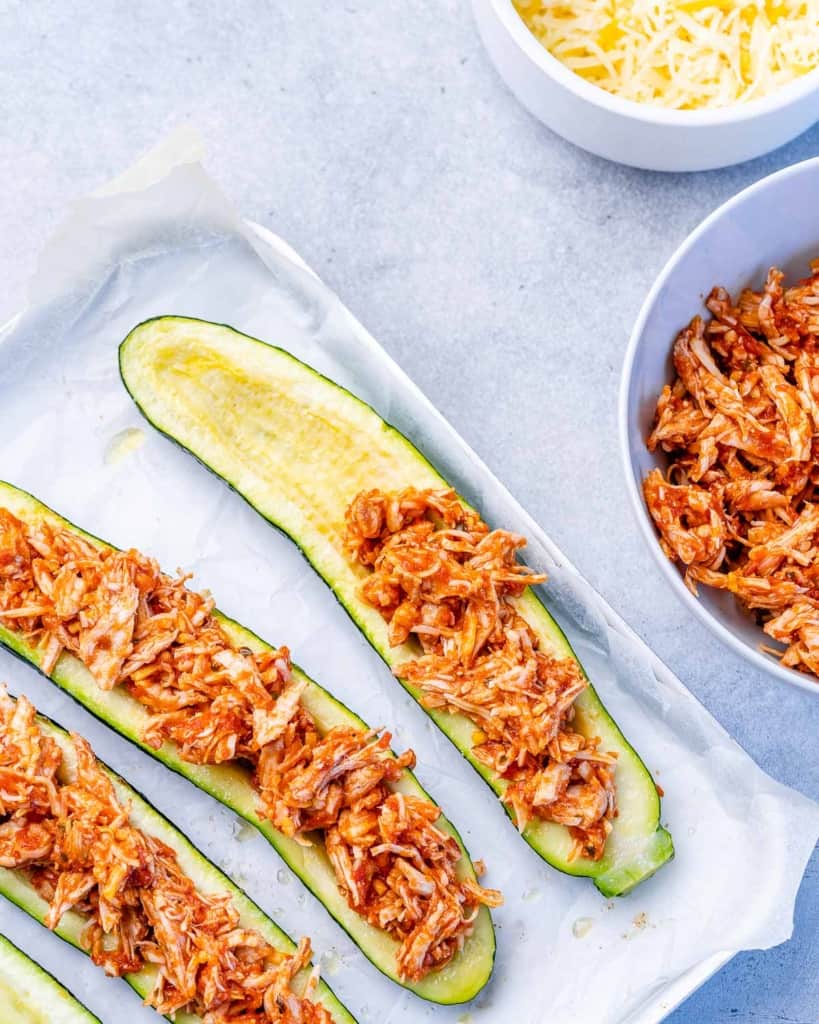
top-left (0, 153), bottom-right (814, 1024)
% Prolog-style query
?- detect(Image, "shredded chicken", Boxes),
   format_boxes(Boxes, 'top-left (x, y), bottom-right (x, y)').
top-left (344, 487), bottom-right (617, 860)
top-left (0, 510), bottom-right (500, 980)
top-left (645, 259), bottom-right (819, 681)
top-left (0, 688), bottom-right (328, 1023)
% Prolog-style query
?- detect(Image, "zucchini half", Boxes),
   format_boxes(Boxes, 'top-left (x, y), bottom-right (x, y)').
top-left (0, 482), bottom-right (495, 1004)
top-left (119, 316), bottom-right (674, 896)
top-left (0, 933), bottom-right (101, 1024)
top-left (0, 700), bottom-right (354, 1024)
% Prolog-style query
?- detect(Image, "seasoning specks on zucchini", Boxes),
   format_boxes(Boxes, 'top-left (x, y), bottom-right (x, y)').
top-left (0, 689), bottom-right (353, 1024)
top-left (0, 482), bottom-right (497, 1003)
top-left (119, 315), bottom-right (674, 896)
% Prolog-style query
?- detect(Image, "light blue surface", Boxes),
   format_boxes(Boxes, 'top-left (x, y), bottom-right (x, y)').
top-left (0, 2), bottom-right (816, 1022)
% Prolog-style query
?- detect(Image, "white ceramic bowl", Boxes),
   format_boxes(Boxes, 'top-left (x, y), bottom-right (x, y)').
top-left (472, 0), bottom-right (819, 171)
top-left (621, 157), bottom-right (819, 695)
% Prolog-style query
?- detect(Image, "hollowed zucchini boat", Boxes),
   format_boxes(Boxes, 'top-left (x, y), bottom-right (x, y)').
top-left (0, 482), bottom-right (495, 1004)
top-left (0, 699), bottom-right (354, 1024)
top-left (0, 933), bottom-right (101, 1024)
top-left (119, 316), bottom-right (674, 896)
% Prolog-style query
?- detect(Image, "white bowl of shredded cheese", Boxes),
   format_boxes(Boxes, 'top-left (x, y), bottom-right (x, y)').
top-left (472, 0), bottom-right (819, 170)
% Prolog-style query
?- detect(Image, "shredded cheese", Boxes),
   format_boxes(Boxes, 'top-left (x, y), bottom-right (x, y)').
top-left (514, 0), bottom-right (819, 108)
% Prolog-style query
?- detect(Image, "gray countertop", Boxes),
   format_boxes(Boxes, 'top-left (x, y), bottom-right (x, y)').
top-left (0, 2), bottom-right (817, 1021)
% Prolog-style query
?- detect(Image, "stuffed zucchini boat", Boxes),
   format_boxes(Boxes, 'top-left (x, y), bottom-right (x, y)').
top-left (0, 933), bottom-right (101, 1024)
top-left (119, 316), bottom-right (674, 896)
top-left (0, 482), bottom-right (497, 1003)
top-left (0, 689), bottom-right (352, 1024)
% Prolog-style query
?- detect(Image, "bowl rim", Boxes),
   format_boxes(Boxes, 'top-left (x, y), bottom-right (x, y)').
top-left (619, 156), bottom-right (819, 698)
top-left (489, 0), bottom-right (819, 126)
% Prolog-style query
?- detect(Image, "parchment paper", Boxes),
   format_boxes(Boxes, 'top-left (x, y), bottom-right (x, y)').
top-left (0, 131), bottom-right (817, 1024)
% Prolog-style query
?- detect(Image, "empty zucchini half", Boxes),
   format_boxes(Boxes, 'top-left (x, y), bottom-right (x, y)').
top-left (119, 316), bottom-right (674, 897)
top-left (0, 933), bottom-right (101, 1024)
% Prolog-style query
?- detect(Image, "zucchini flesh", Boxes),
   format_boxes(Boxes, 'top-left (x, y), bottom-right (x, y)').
top-left (0, 933), bottom-right (101, 1024)
top-left (119, 316), bottom-right (674, 896)
top-left (0, 482), bottom-right (495, 1004)
top-left (0, 704), bottom-right (354, 1024)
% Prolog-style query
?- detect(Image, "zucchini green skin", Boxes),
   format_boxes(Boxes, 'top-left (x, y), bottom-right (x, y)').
top-left (0, 482), bottom-right (495, 1004)
top-left (0, 701), bottom-right (355, 1024)
top-left (118, 316), bottom-right (674, 896)
top-left (0, 933), bottom-right (101, 1024)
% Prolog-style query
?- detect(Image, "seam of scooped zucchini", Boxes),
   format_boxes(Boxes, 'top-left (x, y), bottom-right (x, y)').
top-left (0, 697), bottom-right (355, 1024)
top-left (0, 481), bottom-right (495, 1004)
top-left (118, 316), bottom-right (674, 897)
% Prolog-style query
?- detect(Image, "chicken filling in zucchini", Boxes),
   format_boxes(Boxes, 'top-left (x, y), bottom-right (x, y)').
top-left (0, 509), bottom-right (500, 981)
top-left (345, 488), bottom-right (617, 860)
top-left (0, 688), bottom-right (328, 1023)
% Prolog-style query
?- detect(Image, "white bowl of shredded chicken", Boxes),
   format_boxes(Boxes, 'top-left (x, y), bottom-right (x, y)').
top-left (621, 156), bottom-right (819, 694)
top-left (472, 0), bottom-right (819, 170)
